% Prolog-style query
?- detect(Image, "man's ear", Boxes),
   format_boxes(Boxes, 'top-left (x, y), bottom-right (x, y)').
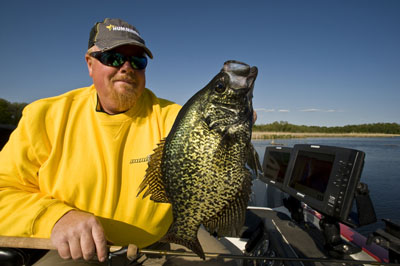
top-left (85, 53), bottom-right (94, 77)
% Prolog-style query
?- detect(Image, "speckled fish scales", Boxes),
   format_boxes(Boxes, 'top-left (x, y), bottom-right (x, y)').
top-left (137, 60), bottom-right (259, 259)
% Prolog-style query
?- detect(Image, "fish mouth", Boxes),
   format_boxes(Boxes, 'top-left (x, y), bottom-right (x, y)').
top-left (218, 60), bottom-right (258, 125)
top-left (247, 66), bottom-right (258, 93)
top-left (222, 60), bottom-right (258, 91)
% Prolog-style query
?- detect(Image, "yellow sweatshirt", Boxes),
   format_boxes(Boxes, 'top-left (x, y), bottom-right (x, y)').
top-left (0, 85), bottom-right (181, 248)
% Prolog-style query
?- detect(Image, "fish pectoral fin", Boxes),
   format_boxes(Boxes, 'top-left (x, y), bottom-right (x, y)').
top-left (136, 140), bottom-right (169, 203)
top-left (246, 142), bottom-right (263, 178)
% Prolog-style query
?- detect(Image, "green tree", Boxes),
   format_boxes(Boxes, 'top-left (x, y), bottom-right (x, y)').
top-left (253, 121), bottom-right (400, 134)
top-left (0, 99), bottom-right (13, 125)
top-left (0, 98), bottom-right (28, 125)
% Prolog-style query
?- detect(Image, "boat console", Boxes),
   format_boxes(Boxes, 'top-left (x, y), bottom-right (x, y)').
top-left (282, 144), bottom-right (371, 227)
top-left (259, 146), bottom-right (292, 190)
top-left (239, 144), bottom-right (396, 265)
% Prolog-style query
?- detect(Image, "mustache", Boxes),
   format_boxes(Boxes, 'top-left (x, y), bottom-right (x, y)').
top-left (112, 75), bottom-right (136, 83)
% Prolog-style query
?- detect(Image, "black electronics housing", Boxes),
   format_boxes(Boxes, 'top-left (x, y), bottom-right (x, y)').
top-left (282, 144), bottom-right (365, 226)
top-left (260, 146), bottom-right (292, 190)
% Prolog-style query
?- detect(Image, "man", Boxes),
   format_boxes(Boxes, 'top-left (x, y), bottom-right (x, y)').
top-left (0, 18), bottom-right (236, 265)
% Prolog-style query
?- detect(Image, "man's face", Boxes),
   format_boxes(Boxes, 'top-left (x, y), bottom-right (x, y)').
top-left (85, 45), bottom-right (146, 114)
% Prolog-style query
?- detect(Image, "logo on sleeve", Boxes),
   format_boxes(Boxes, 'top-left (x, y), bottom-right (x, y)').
top-left (130, 155), bottom-right (151, 164)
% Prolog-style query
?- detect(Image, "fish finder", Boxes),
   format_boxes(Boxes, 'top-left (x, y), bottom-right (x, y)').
top-left (282, 144), bottom-right (365, 226)
top-left (260, 146), bottom-right (292, 190)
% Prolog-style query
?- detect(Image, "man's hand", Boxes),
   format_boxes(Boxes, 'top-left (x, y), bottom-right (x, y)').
top-left (253, 110), bottom-right (257, 123)
top-left (51, 210), bottom-right (108, 262)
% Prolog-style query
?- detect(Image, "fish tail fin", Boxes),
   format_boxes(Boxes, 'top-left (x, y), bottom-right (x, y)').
top-left (162, 230), bottom-right (205, 260)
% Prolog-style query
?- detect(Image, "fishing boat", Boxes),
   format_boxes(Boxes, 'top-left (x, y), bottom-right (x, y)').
top-left (1, 125), bottom-right (399, 265)
top-left (218, 144), bottom-right (399, 265)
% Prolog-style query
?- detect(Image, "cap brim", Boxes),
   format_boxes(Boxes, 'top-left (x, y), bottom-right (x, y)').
top-left (97, 40), bottom-right (153, 59)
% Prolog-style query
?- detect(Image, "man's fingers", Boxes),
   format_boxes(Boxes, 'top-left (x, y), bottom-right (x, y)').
top-left (51, 210), bottom-right (108, 262)
top-left (92, 222), bottom-right (108, 262)
top-left (81, 230), bottom-right (96, 261)
top-left (69, 236), bottom-right (83, 260)
top-left (57, 241), bottom-right (72, 260)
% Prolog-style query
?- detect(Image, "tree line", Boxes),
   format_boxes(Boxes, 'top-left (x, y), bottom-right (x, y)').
top-left (1, 98), bottom-right (399, 134)
top-left (253, 121), bottom-right (400, 134)
top-left (0, 98), bottom-right (28, 126)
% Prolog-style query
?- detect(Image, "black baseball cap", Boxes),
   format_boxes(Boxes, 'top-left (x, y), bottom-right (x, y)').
top-left (88, 18), bottom-right (153, 59)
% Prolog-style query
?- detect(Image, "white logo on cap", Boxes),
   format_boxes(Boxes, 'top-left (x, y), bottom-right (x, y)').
top-left (106, 24), bottom-right (140, 37)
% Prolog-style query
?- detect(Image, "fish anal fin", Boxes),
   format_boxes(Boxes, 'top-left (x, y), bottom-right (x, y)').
top-left (162, 231), bottom-right (205, 260)
top-left (137, 140), bottom-right (169, 203)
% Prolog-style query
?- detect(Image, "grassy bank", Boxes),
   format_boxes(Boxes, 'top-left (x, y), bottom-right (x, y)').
top-left (252, 131), bottom-right (400, 140)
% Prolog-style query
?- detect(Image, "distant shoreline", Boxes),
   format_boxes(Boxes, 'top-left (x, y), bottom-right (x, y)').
top-left (252, 131), bottom-right (400, 140)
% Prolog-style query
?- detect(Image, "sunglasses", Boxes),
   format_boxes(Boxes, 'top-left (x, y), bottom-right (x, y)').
top-left (90, 51), bottom-right (148, 70)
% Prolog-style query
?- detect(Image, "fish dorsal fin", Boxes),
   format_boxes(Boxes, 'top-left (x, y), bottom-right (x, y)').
top-left (203, 171), bottom-right (252, 237)
top-left (137, 140), bottom-right (169, 203)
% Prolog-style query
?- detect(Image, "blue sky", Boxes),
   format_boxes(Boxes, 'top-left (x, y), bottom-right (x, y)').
top-left (1, 0), bottom-right (399, 126)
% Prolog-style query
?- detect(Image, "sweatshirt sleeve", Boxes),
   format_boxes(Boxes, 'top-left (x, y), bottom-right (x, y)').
top-left (158, 98), bottom-right (181, 136)
top-left (0, 105), bottom-right (74, 238)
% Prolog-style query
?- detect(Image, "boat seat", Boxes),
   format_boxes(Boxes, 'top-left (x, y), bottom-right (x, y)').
top-left (0, 248), bottom-right (47, 266)
top-left (0, 124), bottom-right (15, 149)
top-left (1, 125), bottom-right (49, 265)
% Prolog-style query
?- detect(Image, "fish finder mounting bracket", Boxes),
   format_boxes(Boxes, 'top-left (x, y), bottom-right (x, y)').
top-left (283, 179), bottom-right (376, 257)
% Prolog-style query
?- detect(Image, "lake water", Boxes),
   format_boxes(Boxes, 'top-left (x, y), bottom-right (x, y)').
top-left (251, 137), bottom-right (400, 236)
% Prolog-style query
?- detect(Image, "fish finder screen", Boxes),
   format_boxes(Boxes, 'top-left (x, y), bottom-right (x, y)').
top-left (289, 150), bottom-right (335, 201)
top-left (264, 151), bottom-right (291, 183)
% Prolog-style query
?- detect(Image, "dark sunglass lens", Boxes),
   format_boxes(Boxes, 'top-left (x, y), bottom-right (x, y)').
top-left (101, 53), bottom-right (125, 67)
top-left (131, 56), bottom-right (147, 70)
top-left (92, 52), bottom-right (146, 69)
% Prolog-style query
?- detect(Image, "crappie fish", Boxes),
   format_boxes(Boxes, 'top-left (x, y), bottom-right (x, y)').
top-left (137, 60), bottom-right (260, 259)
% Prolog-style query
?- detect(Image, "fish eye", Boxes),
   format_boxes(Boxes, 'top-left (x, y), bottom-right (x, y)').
top-left (215, 82), bottom-right (226, 93)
